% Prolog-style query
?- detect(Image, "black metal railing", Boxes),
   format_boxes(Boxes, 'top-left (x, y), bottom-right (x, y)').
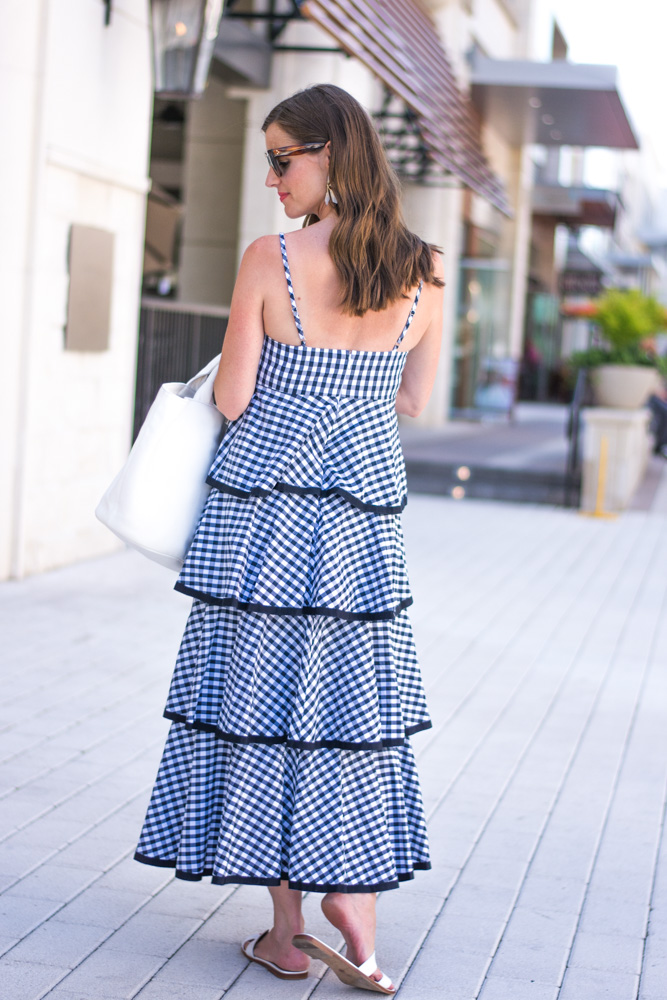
top-left (134, 299), bottom-right (229, 440)
top-left (564, 368), bottom-right (592, 507)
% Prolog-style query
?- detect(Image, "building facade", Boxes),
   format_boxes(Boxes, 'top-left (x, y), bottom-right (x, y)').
top-left (1, 0), bottom-right (642, 579)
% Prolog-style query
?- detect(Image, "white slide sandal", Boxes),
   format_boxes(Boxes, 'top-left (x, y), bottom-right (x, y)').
top-left (241, 930), bottom-right (309, 980)
top-left (293, 933), bottom-right (395, 994)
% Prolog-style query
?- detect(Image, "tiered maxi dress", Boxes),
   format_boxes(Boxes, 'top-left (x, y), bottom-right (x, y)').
top-left (134, 235), bottom-right (432, 893)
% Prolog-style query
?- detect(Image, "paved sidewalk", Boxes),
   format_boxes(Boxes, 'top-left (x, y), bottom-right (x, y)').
top-left (400, 404), bottom-right (667, 509)
top-left (400, 404), bottom-right (572, 475)
top-left (2, 488), bottom-right (667, 1000)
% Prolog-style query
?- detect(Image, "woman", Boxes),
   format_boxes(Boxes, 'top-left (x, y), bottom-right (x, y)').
top-left (135, 84), bottom-right (444, 994)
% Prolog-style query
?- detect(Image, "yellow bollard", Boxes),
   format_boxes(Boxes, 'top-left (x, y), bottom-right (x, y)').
top-left (581, 434), bottom-right (617, 520)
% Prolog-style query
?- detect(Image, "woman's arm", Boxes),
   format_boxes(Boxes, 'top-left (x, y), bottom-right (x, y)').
top-left (395, 257), bottom-right (445, 417)
top-left (213, 237), bottom-right (271, 420)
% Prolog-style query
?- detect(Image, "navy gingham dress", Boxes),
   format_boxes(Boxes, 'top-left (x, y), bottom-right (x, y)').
top-left (134, 235), bottom-right (431, 892)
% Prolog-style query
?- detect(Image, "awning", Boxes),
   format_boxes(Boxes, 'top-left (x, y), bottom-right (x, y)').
top-left (471, 56), bottom-right (639, 149)
top-left (532, 184), bottom-right (621, 229)
top-left (559, 240), bottom-right (605, 297)
top-left (607, 252), bottom-right (655, 271)
top-left (299, 0), bottom-right (511, 215)
top-left (564, 240), bottom-right (606, 274)
top-left (641, 232), bottom-right (667, 250)
top-left (213, 16), bottom-right (272, 88)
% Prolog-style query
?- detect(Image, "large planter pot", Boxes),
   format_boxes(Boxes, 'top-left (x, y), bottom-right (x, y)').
top-left (591, 364), bottom-right (662, 409)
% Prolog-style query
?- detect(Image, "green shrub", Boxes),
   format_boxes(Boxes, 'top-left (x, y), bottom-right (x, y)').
top-left (570, 345), bottom-right (667, 377)
top-left (567, 288), bottom-right (667, 376)
top-left (593, 288), bottom-right (666, 350)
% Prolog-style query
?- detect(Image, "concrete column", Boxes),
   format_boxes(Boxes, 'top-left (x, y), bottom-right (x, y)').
top-left (235, 87), bottom-right (291, 258)
top-left (507, 143), bottom-right (535, 361)
top-left (402, 182), bottom-right (464, 426)
top-left (178, 78), bottom-right (246, 306)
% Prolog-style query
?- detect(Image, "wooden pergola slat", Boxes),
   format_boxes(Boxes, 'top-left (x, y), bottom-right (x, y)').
top-left (299, 0), bottom-right (511, 214)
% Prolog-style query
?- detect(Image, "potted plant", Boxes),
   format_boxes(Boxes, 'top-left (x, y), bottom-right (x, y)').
top-left (569, 288), bottom-right (667, 408)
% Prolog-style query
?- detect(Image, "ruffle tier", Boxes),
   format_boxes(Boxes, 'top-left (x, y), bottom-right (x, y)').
top-left (164, 601), bottom-right (430, 749)
top-left (208, 387), bottom-right (408, 512)
top-left (176, 489), bottom-right (412, 620)
top-left (137, 336), bottom-right (431, 891)
top-left (135, 725), bottom-right (431, 891)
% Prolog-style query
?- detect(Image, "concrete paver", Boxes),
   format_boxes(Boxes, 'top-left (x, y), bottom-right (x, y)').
top-left (400, 404), bottom-right (571, 474)
top-left (1, 487), bottom-right (667, 999)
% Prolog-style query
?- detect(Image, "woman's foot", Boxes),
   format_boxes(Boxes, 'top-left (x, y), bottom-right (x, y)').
top-left (251, 927), bottom-right (310, 974)
top-left (321, 892), bottom-right (395, 990)
top-left (252, 881), bottom-right (310, 974)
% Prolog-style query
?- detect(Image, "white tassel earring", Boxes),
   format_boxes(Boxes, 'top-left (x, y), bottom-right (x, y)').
top-left (325, 176), bottom-right (338, 206)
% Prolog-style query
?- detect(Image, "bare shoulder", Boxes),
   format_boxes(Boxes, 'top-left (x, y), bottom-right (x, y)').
top-left (236, 236), bottom-right (283, 297)
top-left (240, 234), bottom-right (281, 269)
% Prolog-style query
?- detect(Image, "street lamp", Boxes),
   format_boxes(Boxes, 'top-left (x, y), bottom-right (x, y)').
top-left (150, 0), bottom-right (225, 99)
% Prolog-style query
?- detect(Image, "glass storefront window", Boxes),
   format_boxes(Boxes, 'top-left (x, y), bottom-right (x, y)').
top-left (520, 292), bottom-right (562, 401)
top-left (452, 259), bottom-right (513, 416)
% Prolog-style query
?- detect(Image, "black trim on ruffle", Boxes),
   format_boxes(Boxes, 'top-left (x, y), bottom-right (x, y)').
top-left (133, 852), bottom-right (177, 869)
top-left (205, 476), bottom-right (408, 515)
top-left (162, 711), bottom-right (433, 749)
top-left (133, 852), bottom-right (431, 893)
top-left (173, 584), bottom-right (413, 622)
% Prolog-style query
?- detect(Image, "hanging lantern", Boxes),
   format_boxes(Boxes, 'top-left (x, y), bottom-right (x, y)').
top-left (150, 0), bottom-right (224, 99)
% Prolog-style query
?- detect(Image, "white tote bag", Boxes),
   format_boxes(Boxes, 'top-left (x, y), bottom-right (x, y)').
top-left (96, 355), bottom-right (226, 570)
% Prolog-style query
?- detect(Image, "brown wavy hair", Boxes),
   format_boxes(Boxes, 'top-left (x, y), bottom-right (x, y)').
top-left (263, 84), bottom-right (443, 317)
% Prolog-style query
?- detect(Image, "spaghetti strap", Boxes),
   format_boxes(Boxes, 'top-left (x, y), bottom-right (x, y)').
top-left (393, 282), bottom-right (423, 350)
top-left (279, 233), bottom-right (306, 346)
